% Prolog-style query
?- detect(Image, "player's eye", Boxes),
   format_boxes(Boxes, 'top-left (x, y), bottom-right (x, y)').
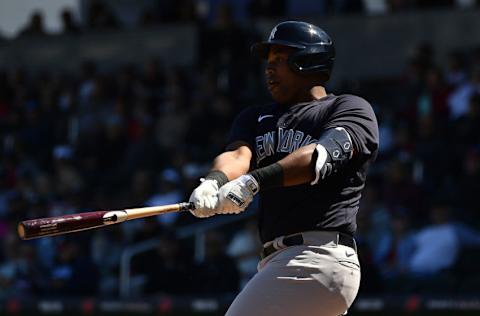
top-left (268, 56), bottom-right (285, 65)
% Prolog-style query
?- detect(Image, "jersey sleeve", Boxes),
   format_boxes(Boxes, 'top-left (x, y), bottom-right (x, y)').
top-left (226, 107), bottom-right (258, 150)
top-left (323, 95), bottom-right (379, 160)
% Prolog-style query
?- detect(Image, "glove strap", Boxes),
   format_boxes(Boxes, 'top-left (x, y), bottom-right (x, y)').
top-left (205, 170), bottom-right (229, 187)
top-left (244, 175), bottom-right (259, 194)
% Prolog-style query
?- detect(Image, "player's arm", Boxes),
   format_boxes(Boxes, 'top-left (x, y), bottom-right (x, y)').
top-left (278, 127), bottom-right (354, 186)
top-left (252, 126), bottom-right (353, 187)
top-left (216, 97), bottom-right (378, 214)
top-left (197, 142), bottom-right (253, 189)
top-left (216, 127), bottom-right (354, 213)
top-left (188, 100), bottom-right (258, 218)
top-left (209, 140), bottom-right (325, 189)
top-left (275, 143), bottom-right (317, 186)
top-left (210, 142), bottom-right (252, 180)
top-left (188, 142), bottom-right (252, 218)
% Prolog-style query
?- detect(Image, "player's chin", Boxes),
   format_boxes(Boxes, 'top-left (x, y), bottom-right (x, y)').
top-left (269, 89), bottom-right (289, 105)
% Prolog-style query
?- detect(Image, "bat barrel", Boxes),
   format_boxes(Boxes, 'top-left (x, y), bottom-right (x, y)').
top-left (18, 211), bottom-right (112, 240)
top-left (17, 202), bottom-right (193, 240)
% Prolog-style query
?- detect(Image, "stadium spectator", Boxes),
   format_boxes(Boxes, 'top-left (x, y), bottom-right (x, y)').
top-left (91, 227), bottom-right (125, 296)
top-left (445, 52), bottom-right (467, 87)
top-left (448, 69), bottom-right (480, 119)
top-left (413, 116), bottom-right (450, 191)
top-left (227, 217), bottom-right (261, 288)
top-left (455, 146), bottom-right (480, 222)
top-left (197, 3), bottom-right (257, 96)
top-left (138, 0), bottom-right (198, 26)
top-left (18, 11), bottom-right (47, 37)
top-left (141, 231), bottom-right (194, 295)
top-left (407, 202), bottom-right (459, 276)
top-left (145, 168), bottom-right (184, 228)
top-left (85, 0), bottom-right (119, 30)
top-left (417, 67), bottom-right (450, 120)
top-left (0, 234), bottom-right (46, 297)
top-left (373, 208), bottom-right (416, 279)
top-left (452, 94), bottom-right (480, 149)
top-left (382, 159), bottom-right (425, 219)
top-left (49, 240), bottom-right (99, 296)
top-left (195, 231), bottom-right (240, 294)
top-left (60, 9), bottom-right (81, 35)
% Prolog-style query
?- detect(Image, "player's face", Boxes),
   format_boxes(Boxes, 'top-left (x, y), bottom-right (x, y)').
top-left (265, 45), bottom-right (303, 105)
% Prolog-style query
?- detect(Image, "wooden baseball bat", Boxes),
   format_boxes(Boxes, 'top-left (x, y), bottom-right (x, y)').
top-left (17, 202), bottom-right (194, 240)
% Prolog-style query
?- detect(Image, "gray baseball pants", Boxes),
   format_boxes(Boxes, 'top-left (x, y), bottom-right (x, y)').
top-left (226, 231), bottom-right (361, 316)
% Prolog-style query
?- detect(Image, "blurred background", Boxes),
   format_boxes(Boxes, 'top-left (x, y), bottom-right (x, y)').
top-left (1, 0), bottom-right (480, 315)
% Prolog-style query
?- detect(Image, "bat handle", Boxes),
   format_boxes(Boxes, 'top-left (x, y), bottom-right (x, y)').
top-left (179, 202), bottom-right (195, 211)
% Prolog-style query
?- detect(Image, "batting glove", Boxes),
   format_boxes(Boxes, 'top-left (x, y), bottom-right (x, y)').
top-left (188, 179), bottom-right (220, 218)
top-left (217, 174), bottom-right (259, 214)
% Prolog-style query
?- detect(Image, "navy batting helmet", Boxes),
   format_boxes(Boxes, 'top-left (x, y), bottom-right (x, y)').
top-left (251, 21), bottom-right (335, 79)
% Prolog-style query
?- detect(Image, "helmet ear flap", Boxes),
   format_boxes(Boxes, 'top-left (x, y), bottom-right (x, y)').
top-left (288, 48), bottom-right (334, 77)
top-left (287, 51), bottom-right (302, 73)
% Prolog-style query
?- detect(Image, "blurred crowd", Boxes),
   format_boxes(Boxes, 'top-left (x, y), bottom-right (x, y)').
top-left (0, 53), bottom-right (254, 298)
top-left (1, 0), bottom-right (480, 301)
top-left (352, 42), bottom-right (480, 293)
top-left (4, 0), bottom-right (480, 40)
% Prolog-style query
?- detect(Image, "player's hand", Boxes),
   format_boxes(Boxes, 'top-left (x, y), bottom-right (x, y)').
top-left (188, 179), bottom-right (220, 218)
top-left (217, 175), bottom-right (259, 214)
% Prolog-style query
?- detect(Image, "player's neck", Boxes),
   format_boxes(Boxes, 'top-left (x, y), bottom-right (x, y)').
top-left (310, 86), bottom-right (327, 100)
top-left (281, 86), bottom-right (328, 106)
top-left (293, 86), bottom-right (327, 104)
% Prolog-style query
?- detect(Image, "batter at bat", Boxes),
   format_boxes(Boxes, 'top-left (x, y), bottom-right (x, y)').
top-left (189, 21), bottom-right (379, 316)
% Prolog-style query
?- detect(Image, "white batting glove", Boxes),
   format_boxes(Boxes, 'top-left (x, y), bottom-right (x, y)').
top-left (217, 175), bottom-right (259, 214)
top-left (188, 179), bottom-right (220, 218)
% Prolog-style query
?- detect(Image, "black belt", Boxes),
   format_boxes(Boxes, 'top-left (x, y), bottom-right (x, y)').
top-left (261, 232), bottom-right (356, 259)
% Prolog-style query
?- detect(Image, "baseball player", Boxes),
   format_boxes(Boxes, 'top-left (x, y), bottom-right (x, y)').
top-left (189, 21), bottom-right (379, 316)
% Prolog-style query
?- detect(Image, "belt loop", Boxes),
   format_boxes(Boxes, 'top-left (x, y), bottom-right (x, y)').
top-left (273, 237), bottom-right (283, 250)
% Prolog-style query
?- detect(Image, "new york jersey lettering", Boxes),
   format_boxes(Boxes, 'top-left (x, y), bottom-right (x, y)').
top-left (256, 128), bottom-right (317, 163)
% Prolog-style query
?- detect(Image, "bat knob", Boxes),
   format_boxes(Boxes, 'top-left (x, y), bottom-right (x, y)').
top-left (18, 223), bottom-right (26, 240)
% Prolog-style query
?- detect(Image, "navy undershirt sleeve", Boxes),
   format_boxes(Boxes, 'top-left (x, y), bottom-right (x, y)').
top-left (226, 107), bottom-right (257, 150)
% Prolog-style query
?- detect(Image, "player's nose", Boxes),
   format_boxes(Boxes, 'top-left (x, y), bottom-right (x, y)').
top-left (265, 63), bottom-right (275, 76)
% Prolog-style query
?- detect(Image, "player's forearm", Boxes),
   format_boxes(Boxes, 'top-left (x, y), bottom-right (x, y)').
top-left (211, 147), bottom-right (251, 181)
top-left (251, 127), bottom-right (355, 189)
top-left (206, 142), bottom-right (317, 199)
top-left (248, 144), bottom-right (316, 189)
top-left (277, 143), bottom-right (317, 186)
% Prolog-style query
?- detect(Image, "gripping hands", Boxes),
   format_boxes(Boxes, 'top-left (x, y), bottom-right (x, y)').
top-left (188, 179), bottom-right (220, 218)
top-left (188, 175), bottom-right (259, 218)
top-left (217, 175), bottom-right (259, 214)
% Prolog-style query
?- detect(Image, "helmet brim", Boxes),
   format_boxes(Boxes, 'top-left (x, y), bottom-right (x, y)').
top-left (251, 41), bottom-right (306, 59)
